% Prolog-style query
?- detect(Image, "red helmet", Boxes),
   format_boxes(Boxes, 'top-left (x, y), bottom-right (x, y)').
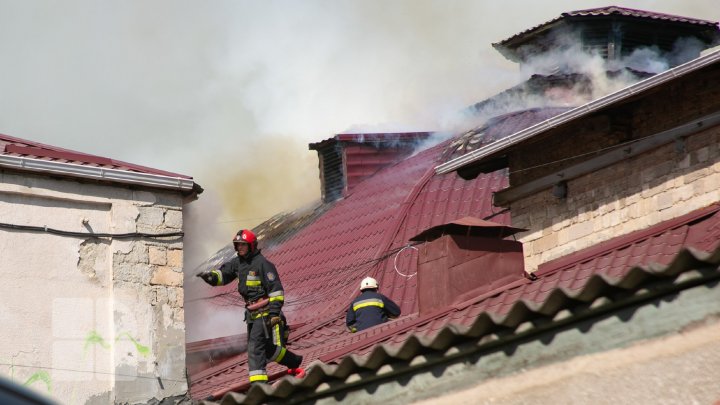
top-left (233, 229), bottom-right (257, 252)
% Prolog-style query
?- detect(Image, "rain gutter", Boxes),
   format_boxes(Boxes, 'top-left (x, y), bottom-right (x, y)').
top-left (435, 48), bottom-right (720, 175)
top-left (0, 154), bottom-right (196, 192)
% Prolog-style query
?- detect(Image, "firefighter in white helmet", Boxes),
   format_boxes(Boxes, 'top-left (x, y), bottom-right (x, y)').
top-left (346, 276), bottom-right (401, 333)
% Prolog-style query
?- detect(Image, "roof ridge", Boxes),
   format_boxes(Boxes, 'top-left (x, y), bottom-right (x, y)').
top-left (564, 5), bottom-right (719, 25)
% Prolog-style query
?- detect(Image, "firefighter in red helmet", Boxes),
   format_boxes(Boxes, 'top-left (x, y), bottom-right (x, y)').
top-left (197, 229), bottom-right (304, 384)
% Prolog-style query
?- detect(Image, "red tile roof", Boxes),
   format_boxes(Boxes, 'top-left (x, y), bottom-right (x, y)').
top-left (309, 132), bottom-right (432, 149)
top-left (0, 133), bottom-right (192, 179)
top-left (188, 107), bottom-right (578, 399)
top-left (566, 6), bottom-right (719, 24)
top-left (444, 108), bottom-right (572, 161)
top-left (203, 203), bottom-right (720, 404)
top-left (494, 6), bottom-right (719, 49)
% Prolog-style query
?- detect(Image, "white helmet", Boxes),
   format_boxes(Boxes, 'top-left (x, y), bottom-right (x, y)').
top-left (360, 276), bottom-right (378, 290)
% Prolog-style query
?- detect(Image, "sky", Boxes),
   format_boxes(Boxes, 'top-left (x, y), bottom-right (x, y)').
top-left (1, 0), bottom-right (718, 271)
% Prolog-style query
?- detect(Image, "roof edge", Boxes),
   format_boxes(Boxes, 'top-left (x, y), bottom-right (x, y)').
top-left (205, 244), bottom-right (720, 403)
top-left (0, 154), bottom-right (197, 192)
top-left (435, 48), bottom-right (720, 174)
top-left (309, 132), bottom-right (433, 150)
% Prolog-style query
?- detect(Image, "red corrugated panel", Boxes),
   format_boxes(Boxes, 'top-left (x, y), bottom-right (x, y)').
top-left (190, 140), bottom-right (512, 397)
top-left (189, 110), bottom-right (564, 398)
top-left (495, 6), bottom-right (718, 49)
top-left (343, 143), bottom-right (416, 192)
top-left (0, 133), bottom-right (192, 178)
top-left (191, 114), bottom-right (720, 400)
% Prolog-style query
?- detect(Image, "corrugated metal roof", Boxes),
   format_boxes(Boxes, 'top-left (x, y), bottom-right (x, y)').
top-left (494, 6), bottom-right (719, 49)
top-left (309, 132), bottom-right (432, 150)
top-left (189, 107), bottom-right (715, 400)
top-left (0, 133), bottom-right (192, 179)
top-left (200, 204), bottom-right (720, 404)
top-left (566, 6), bottom-right (719, 24)
top-left (444, 108), bottom-right (570, 161)
top-left (309, 132), bottom-right (432, 201)
top-left (437, 50), bottom-right (720, 175)
top-left (189, 121), bottom-right (523, 398)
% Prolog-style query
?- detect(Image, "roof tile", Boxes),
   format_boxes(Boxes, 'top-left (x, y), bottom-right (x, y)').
top-left (191, 105), bottom-right (718, 401)
top-left (0, 134), bottom-right (192, 179)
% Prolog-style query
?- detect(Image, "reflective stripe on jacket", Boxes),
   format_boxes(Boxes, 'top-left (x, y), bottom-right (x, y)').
top-left (346, 290), bottom-right (401, 332)
top-left (214, 250), bottom-right (285, 318)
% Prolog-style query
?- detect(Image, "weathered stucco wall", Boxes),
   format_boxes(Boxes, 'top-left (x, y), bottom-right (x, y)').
top-left (512, 124), bottom-right (720, 272)
top-left (0, 171), bottom-right (187, 404)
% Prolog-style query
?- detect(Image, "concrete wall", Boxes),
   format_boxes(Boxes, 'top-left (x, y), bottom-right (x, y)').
top-left (511, 124), bottom-right (720, 272)
top-left (0, 171), bottom-right (187, 404)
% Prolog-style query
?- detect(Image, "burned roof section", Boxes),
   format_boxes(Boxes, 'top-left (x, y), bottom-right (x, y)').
top-left (443, 107), bottom-right (570, 175)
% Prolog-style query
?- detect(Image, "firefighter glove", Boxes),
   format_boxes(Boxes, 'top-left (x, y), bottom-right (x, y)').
top-left (269, 316), bottom-right (282, 326)
top-left (196, 271), bottom-right (215, 285)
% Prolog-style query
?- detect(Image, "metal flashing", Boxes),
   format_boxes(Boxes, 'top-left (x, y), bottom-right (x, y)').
top-left (492, 112), bottom-right (720, 206)
top-left (0, 154), bottom-right (195, 191)
top-left (435, 49), bottom-right (720, 175)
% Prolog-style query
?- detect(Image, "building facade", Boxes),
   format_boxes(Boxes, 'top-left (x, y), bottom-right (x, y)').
top-left (0, 136), bottom-right (200, 404)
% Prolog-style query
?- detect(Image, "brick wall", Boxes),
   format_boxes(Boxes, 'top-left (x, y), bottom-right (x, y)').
top-left (512, 124), bottom-right (720, 272)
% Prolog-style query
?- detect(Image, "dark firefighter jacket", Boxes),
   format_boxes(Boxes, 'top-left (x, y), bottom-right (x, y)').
top-left (210, 250), bottom-right (285, 317)
top-left (346, 290), bottom-right (401, 332)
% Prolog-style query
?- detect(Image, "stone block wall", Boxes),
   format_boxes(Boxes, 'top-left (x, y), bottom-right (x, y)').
top-left (110, 192), bottom-right (187, 403)
top-left (0, 172), bottom-right (189, 404)
top-left (512, 124), bottom-right (720, 272)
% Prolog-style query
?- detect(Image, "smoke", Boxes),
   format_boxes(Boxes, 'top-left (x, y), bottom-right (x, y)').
top-left (184, 289), bottom-right (246, 342)
top-left (2, 2), bottom-right (716, 253)
top-left (429, 28), bottom-right (714, 144)
top-left (1, 1), bottom-right (718, 344)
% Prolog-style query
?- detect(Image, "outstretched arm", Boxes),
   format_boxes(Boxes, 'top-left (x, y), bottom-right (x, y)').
top-left (197, 262), bottom-right (237, 286)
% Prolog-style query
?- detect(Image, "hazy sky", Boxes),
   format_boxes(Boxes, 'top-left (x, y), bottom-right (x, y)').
top-left (1, 1), bottom-right (718, 264)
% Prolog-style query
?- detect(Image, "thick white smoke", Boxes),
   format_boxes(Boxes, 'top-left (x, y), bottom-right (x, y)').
top-left (0, 1), bottom-right (716, 343)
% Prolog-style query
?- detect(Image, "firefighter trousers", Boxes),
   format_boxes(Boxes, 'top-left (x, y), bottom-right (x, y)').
top-left (247, 315), bottom-right (302, 383)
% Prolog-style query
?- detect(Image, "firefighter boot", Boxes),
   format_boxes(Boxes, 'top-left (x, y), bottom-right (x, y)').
top-left (287, 368), bottom-right (306, 378)
top-left (286, 355), bottom-right (305, 378)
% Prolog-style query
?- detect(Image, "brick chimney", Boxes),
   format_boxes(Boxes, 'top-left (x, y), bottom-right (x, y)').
top-left (309, 132), bottom-right (430, 203)
top-left (410, 217), bottom-right (527, 315)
